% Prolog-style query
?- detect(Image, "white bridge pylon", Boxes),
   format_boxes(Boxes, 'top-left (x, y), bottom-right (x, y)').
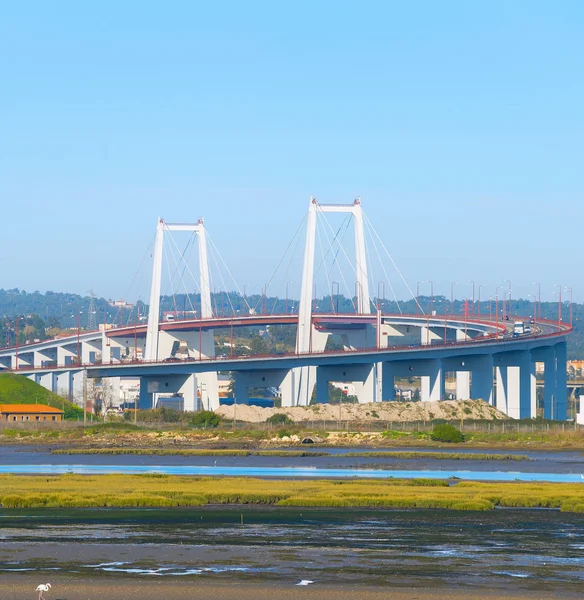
top-left (282, 197), bottom-right (378, 407)
top-left (144, 218), bottom-right (218, 410)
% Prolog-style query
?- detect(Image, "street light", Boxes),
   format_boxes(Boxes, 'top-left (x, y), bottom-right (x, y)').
top-left (450, 282), bottom-right (457, 315)
top-left (553, 284), bottom-right (562, 325)
top-left (533, 282), bottom-right (541, 321)
top-left (377, 281), bottom-right (386, 312)
top-left (331, 281), bottom-right (340, 314)
top-left (565, 286), bottom-right (573, 326)
top-left (469, 280), bottom-right (475, 315)
top-left (505, 280), bottom-right (512, 318)
top-left (478, 284), bottom-right (486, 318)
top-left (13, 316), bottom-right (24, 370)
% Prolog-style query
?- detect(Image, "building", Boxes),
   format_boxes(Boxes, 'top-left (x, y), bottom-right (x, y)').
top-left (0, 404), bottom-right (64, 422)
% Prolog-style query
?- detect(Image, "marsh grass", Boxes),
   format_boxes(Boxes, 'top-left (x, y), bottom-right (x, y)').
top-left (0, 475), bottom-right (582, 512)
top-left (343, 451), bottom-right (528, 461)
top-left (51, 448), bottom-right (528, 460)
top-left (51, 448), bottom-right (329, 457)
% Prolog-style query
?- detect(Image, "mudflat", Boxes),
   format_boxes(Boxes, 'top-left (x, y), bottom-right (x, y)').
top-left (1, 576), bottom-right (581, 600)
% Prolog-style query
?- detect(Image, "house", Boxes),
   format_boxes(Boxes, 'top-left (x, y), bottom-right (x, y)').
top-left (0, 404), bottom-right (64, 423)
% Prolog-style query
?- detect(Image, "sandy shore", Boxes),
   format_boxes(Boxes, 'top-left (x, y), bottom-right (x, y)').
top-left (0, 576), bottom-right (580, 600)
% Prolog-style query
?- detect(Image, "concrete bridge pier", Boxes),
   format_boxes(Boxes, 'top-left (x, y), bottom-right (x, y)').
top-left (71, 370), bottom-right (86, 405)
top-left (37, 371), bottom-right (57, 393)
top-left (138, 374), bottom-right (198, 411)
top-left (56, 371), bottom-right (73, 399)
top-left (281, 327), bottom-right (329, 407)
top-left (154, 330), bottom-right (219, 410)
top-left (420, 359), bottom-right (444, 402)
top-left (381, 359), bottom-right (444, 402)
top-left (420, 326), bottom-right (443, 346)
top-left (554, 342), bottom-right (568, 421)
top-left (12, 352), bottom-right (32, 369)
top-left (442, 355), bottom-right (494, 404)
top-left (470, 355), bottom-right (494, 404)
top-left (232, 369), bottom-right (289, 406)
top-left (34, 348), bottom-right (57, 368)
top-left (314, 363), bottom-right (377, 404)
top-left (494, 351), bottom-right (533, 419)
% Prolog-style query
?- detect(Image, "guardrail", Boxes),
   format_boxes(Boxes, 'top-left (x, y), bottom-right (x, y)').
top-left (6, 316), bottom-right (571, 374)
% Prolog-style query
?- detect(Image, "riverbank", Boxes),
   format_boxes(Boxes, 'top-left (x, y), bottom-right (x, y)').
top-left (2, 422), bottom-right (584, 450)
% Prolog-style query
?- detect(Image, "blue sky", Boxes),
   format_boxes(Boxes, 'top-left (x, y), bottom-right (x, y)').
top-left (0, 1), bottom-right (582, 304)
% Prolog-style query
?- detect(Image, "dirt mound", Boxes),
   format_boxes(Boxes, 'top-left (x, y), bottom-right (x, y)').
top-left (216, 399), bottom-right (507, 423)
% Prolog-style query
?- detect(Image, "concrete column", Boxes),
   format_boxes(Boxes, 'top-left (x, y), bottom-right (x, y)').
top-left (577, 396), bottom-right (584, 425)
top-left (543, 349), bottom-right (556, 420)
top-left (455, 371), bottom-right (470, 400)
top-left (496, 351), bottom-right (533, 419)
top-left (530, 360), bottom-right (537, 419)
top-left (234, 375), bottom-right (250, 406)
top-left (71, 370), bottom-right (85, 405)
top-left (555, 342), bottom-right (567, 421)
top-left (138, 377), bottom-right (154, 410)
top-left (420, 326), bottom-right (442, 346)
top-left (315, 367), bottom-right (330, 404)
top-left (381, 362), bottom-right (396, 401)
top-left (373, 362), bottom-right (383, 403)
top-left (38, 372), bottom-right (57, 393)
top-left (420, 359), bottom-right (443, 401)
top-left (456, 328), bottom-right (470, 341)
top-left (56, 371), bottom-right (73, 399)
top-left (495, 365), bottom-right (507, 414)
top-left (180, 374), bottom-right (197, 412)
top-left (467, 355), bottom-right (494, 404)
top-left (58, 346), bottom-right (76, 366)
top-left (353, 365), bottom-right (376, 404)
top-left (12, 353), bottom-right (32, 369)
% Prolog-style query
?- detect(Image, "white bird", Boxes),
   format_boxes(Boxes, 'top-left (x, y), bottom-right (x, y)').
top-left (296, 580), bottom-right (314, 586)
top-left (36, 583), bottom-right (51, 600)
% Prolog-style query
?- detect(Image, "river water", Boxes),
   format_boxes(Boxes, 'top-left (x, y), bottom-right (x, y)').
top-left (0, 507), bottom-right (583, 591)
top-left (0, 445), bottom-right (583, 481)
top-left (0, 445), bottom-right (583, 591)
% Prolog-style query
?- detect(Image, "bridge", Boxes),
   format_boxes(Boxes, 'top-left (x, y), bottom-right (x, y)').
top-left (0, 198), bottom-right (572, 420)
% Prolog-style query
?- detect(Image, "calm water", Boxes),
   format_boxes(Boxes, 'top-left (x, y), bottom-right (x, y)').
top-left (0, 507), bottom-right (583, 591)
top-left (0, 445), bottom-right (583, 481)
top-left (0, 463), bottom-right (583, 481)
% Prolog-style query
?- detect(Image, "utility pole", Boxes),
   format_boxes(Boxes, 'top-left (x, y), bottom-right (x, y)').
top-left (83, 372), bottom-right (87, 427)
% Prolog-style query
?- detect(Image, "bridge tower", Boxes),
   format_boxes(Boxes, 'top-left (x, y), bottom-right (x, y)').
top-left (143, 218), bottom-right (218, 410)
top-left (282, 198), bottom-right (376, 407)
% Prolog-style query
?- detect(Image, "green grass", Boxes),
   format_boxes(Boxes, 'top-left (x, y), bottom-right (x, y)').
top-left (0, 373), bottom-right (84, 420)
top-left (0, 474), bottom-right (582, 512)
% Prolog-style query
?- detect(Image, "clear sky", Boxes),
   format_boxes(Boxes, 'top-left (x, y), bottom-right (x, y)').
top-left (0, 1), bottom-right (582, 304)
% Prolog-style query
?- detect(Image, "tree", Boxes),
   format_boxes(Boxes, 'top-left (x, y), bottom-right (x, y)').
top-left (191, 410), bottom-right (220, 428)
top-left (431, 423), bottom-right (464, 443)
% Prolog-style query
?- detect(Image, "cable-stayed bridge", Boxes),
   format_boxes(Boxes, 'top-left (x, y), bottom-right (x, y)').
top-left (0, 198), bottom-right (572, 420)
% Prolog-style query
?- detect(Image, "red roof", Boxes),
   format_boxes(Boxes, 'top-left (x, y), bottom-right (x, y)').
top-left (0, 404), bottom-right (64, 414)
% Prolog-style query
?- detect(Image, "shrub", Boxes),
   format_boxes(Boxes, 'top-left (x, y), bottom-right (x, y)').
top-left (266, 413), bottom-right (293, 426)
top-left (191, 411), bottom-right (221, 428)
top-left (431, 423), bottom-right (465, 443)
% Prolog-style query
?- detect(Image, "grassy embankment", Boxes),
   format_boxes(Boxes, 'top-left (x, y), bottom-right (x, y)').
top-left (52, 448), bottom-right (528, 460)
top-left (0, 372), bottom-right (84, 420)
top-left (0, 474), bottom-right (583, 512)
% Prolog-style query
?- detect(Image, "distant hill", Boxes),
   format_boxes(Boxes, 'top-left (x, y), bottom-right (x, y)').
top-left (0, 373), bottom-right (84, 420)
top-left (0, 288), bottom-right (582, 359)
